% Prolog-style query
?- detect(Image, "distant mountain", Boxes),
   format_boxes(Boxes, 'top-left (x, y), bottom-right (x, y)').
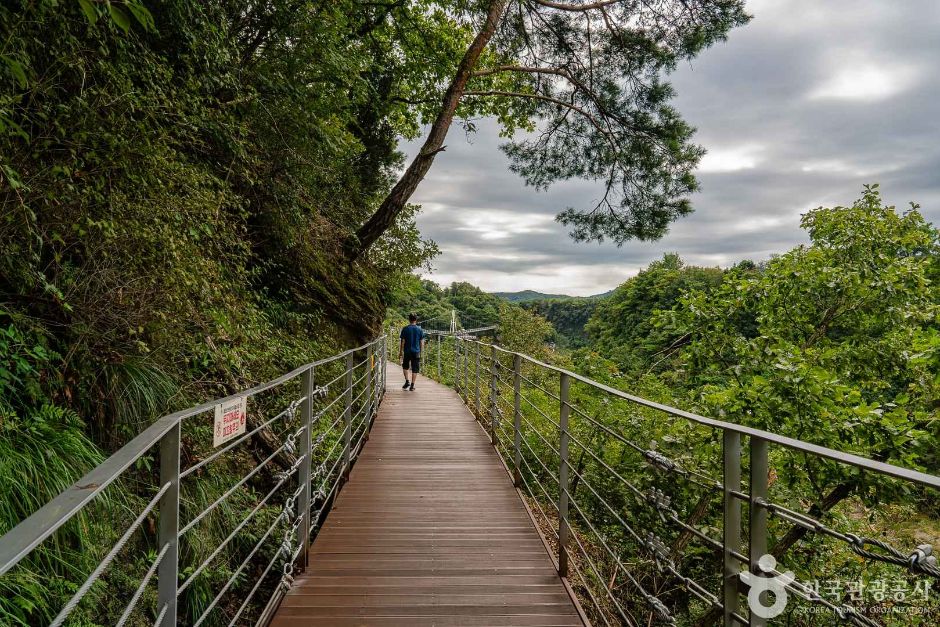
top-left (492, 289), bottom-right (613, 302)
top-left (492, 290), bottom-right (571, 302)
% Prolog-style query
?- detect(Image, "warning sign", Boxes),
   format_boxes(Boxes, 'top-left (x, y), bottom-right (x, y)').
top-left (213, 396), bottom-right (247, 447)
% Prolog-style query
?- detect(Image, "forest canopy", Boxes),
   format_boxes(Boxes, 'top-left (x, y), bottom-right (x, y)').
top-left (1, 2), bottom-right (446, 622)
top-left (474, 188), bottom-right (940, 625)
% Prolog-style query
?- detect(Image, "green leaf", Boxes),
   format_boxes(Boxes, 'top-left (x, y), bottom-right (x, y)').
top-left (108, 4), bottom-right (132, 32)
top-left (1, 55), bottom-right (27, 88)
top-left (126, 1), bottom-right (156, 31)
top-left (78, 0), bottom-right (98, 25)
top-left (0, 112), bottom-right (28, 140)
top-left (1, 164), bottom-right (24, 190)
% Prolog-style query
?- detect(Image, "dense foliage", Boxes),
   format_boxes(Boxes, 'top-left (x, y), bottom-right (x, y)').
top-left (1, 1), bottom-right (438, 623)
top-left (522, 296), bottom-right (601, 348)
top-left (387, 276), bottom-right (505, 330)
top-left (585, 253), bottom-right (727, 372)
top-left (425, 188), bottom-right (939, 625)
top-left (582, 186), bottom-right (939, 513)
top-left (672, 187), bottom-right (939, 505)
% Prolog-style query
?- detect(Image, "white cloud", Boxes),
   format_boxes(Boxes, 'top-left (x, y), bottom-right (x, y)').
top-left (453, 210), bottom-right (555, 241)
top-left (799, 158), bottom-right (900, 178)
top-left (698, 145), bottom-right (763, 173)
top-left (730, 215), bottom-right (791, 233)
top-left (809, 61), bottom-right (919, 102)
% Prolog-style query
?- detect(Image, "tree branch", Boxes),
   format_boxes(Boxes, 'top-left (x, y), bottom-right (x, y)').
top-left (470, 64), bottom-right (645, 138)
top-left (349, 0), bottom-right (511, 259)
top-left (529, 0), bottom-right (625, 11)
top-left (463, 89), bottom-right (611, 138)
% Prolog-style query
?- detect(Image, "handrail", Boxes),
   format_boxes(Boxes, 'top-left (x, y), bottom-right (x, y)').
top-left (488, 343), bottom-right (940, 489)
top-left (429, 334), bottom-right (940, 627)
top-left (0, 335), bottom-right (388, 626)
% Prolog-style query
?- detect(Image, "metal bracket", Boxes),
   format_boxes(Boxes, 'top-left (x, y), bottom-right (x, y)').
top-left (646, 488), bottom-right (673, 521)
top-left (645, 532), bottom-right (674, 572)
top-left (643, 449), bottom-right (682, 474)
top-left (910, 544), bottom-right (936, 568)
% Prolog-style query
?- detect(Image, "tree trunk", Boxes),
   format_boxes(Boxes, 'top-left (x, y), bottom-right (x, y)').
top-left (569, 425), bottom-right (600, 499)
top-left (671, 493), bottom-right (712, 556)
top-left (349, 0), bottom-right (510, 259)
top-left (769, 481), bottom-right (854, 559)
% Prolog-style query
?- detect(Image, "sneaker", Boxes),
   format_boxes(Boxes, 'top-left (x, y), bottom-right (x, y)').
top-left (409, 384), bottom-right (415, 391)
top-left (402, 381), bottom-right (410, 389)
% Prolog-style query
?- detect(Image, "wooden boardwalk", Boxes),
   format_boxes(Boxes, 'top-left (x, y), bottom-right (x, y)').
top-left (271, 367), bottom-right (585, 626)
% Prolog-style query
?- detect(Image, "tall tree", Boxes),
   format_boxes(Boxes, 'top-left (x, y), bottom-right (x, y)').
top-left (350, 0), bottom-right (750, 258)
top-left (673, 186), bottom-right (939, 569)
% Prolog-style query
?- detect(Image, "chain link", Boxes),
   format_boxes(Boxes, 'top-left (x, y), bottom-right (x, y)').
top-left (760, 499), bottom-right (939, 578)
top-left (276, 482), bottom-right (306, 591)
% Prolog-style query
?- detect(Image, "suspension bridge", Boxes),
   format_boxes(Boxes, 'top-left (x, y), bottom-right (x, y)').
top-left (1, 333), bottom-right (939, 626)
top-left (417, 309), bottom-right (498, 337)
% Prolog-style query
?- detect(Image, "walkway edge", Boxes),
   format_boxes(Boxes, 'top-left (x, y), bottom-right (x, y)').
top-left (480, 417), bottom-right (593, 627)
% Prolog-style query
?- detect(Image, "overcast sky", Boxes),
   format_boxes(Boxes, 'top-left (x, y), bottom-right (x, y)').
top-left (405, 0), bottom-right (940, 296)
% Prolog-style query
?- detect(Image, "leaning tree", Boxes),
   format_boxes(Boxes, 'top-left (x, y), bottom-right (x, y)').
top-left (350, 0), bottom-right (750, 258)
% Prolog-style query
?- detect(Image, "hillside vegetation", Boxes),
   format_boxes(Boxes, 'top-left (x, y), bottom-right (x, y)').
top-left (493, 290), bottom-right (575, 302)
top-left (476, 187), bottom-right (940, 624)
top-left (1, 3), bottom-right (438, 623)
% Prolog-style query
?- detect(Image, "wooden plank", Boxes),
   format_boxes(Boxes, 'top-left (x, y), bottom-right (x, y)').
top-left (270, 617), bottom-right (583, 627)
top-left (275, 605), bottom-right (578, 617)
top-left (270, 366), bottom-right (585, 626)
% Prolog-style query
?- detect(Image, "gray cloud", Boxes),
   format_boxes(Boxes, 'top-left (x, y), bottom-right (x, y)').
top-left (403, 0), bottom-right (940, 295)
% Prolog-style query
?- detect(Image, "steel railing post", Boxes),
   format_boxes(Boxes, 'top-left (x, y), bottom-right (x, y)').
top-left (462, 340), bottom-right (469, 402)
top-left (297, 366), bottom-right (314, 569)
top-left (474, 342), bottom-right (481, 418)
top-left (454, 338), bottom-right (460, 391)
top-left (157, 423), bottom-right (180, 627)
top-left (381, 337), bottom-right (387, 396)
top-left (464, 341), bottom-right (469, 401)
top-left (375, 340), bottom-right (380, 398)
top-left (749, 437), bottom-right (769, 627)
top-left (723, 430), bottom-right (742, 626)
top-left (342, 352), bottom-right (353, 483)
top-left (372, 340), bottom-right (379, 409)
top-left (437, 334), bottom-right (442, 380)
top-left (558, 372), bottom-right (571, 578)
top-left (489, 344), bottom-right (498, 445)
top-left (512, 354), bottom-right (522, 488)
top-left (365, 345), bottom-right (374, 442)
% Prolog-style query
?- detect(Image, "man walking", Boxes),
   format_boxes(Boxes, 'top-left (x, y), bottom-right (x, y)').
top-left (399, 313), bottom-right (426, 391)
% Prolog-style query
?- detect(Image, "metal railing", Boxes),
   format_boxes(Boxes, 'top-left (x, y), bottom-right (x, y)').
top-left (428, 335), bottom-right (940, 627)
top-left (0, 336), bottom-right (388, 626)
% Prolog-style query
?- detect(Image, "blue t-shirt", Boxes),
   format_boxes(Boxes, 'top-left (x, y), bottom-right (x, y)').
top-left (400, 324), bottom-right (426, 354)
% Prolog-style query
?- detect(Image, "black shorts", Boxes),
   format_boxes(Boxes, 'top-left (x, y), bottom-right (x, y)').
top-left (402, 351), bottom-right (421, 373)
